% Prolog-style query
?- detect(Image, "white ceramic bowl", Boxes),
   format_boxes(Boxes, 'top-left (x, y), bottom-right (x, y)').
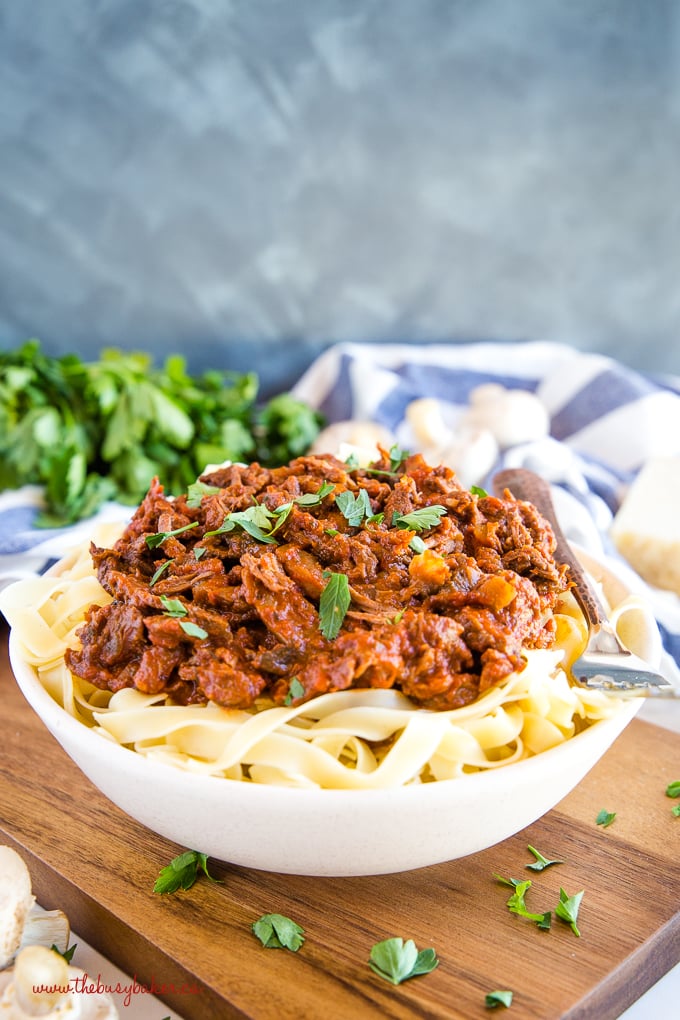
top-left (8, 548), bottom-right (660, 877)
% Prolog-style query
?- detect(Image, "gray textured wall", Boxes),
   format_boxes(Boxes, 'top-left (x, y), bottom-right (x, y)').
top-left (0, 0), bottom-right (678, 395)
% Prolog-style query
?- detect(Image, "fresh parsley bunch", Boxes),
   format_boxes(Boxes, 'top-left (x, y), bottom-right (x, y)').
top-left (0, 340), bottom-right (322, 526)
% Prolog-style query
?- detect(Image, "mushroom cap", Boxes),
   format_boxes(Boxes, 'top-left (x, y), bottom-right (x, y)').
top-left (0, 847), bottom-right (36, 969)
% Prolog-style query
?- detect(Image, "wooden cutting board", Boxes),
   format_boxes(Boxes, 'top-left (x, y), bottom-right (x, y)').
top-left (1, 622), bottom-right (678, 1020)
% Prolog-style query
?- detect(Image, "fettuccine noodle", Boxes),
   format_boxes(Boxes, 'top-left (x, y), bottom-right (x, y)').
top-left (2, 527), bottom-right (639, 790)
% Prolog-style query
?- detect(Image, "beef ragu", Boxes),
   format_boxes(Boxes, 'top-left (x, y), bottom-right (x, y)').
top-left (65, 450), bottom-right (570, 712)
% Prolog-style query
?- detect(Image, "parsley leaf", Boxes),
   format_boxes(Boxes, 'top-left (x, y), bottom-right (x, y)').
top-left (284, 677), bottom-right (305, 705)
top-left (596, 809), bottom-right (616, 828)
top-left (159, 595), bottom-right (187, 617)
top-left (179, 620), bottom-right (208, 639)
top-left (393, 505), bottom-right (447, 532)
top-left (485, 990), bottom-right (513, 1009)
top-left (146, 521), bottom-right (199, 548)
top-left (153, 851), bottom-right (221, 894)
top-left (665, 780), bottom-right (680, 798)
top-left (186, 480), bottom-right (221, 508)
top-left (51, 943), bottom-right (77, 963)
top-left (555, 888), bottom-right (584, 937)
top-left (295, 481), bottom-right (336, 506)
top-left (368, 937), bottom-right (438, 985)
top-left (252, 914), bottom-right (305, 952)
top-left (389, 444), bottom-right (410, 471)
top-left (206, 504), bottom-right (278, 544)
top-left (0, 341), bottom-right (321, 526)
top-left (158, 597), bottom-right (206, 637)
top-left (319, 571), bottom-right (351, 640)
top-left (495, 875), bottom-right (551, 929)
top-left (149, 559), bottom-right (173, 585)
top-left (471, 485), bottom-right (489, 498)
top-left (335, 487), bottom-right (373, 526)
top-left (526, 845), bottom-right (564, 872)
top-left (270, 483), bottom-right (336, 535)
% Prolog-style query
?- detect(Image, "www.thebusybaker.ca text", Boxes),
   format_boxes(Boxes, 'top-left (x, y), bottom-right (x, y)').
top-left (33, 973), bottom-right (201, 1009)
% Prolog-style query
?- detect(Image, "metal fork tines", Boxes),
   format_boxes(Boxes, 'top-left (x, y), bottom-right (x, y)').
top-left (572, 621), bottom-right (672, 694)
top-left (492, 467), bottom-right (675, 697)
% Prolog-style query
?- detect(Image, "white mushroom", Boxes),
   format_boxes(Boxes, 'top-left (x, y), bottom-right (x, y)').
top-left (19, 912), bottom-right (70, 960)
top-left (14, 945), bottom-right (69, 1016)
top-left (0, 849), bottom-right (35, 970)
top-left (0, 848), bottom-right (69, 971)
top-left (405, 398), bottom-right (449, 448)
top-left (436, 427), bottom-right (500, 489)
top-left (310, 420), bottom-right (395, 466)
top-left (460, 383), bottom-right (550, 449)
top-left (1, 945), bottom-right (119, 1019)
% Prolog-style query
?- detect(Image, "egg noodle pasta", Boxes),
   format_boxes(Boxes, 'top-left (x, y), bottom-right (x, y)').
top-left (1, 529), bottom-right (643, 791)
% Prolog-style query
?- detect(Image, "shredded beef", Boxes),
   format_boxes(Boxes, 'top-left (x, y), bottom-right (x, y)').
top-left (65, 450), bottom-right (569, 710)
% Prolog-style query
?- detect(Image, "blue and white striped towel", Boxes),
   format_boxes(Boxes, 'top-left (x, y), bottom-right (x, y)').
top-left (2, 339), bottom-right (679, 696)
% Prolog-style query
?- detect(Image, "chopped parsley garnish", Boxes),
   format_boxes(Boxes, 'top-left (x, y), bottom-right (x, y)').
top-left (335, 487), bottom-right (373, 526)
top-left (495, 876), bottom-right (551, 930)
top-left (153, 851), bottom-right (221, 894)
top-left (205, 504), bottom-right (278, 544)
top-left (595, 809), bottom-right (616, 828)
top-left (389, 444), bottom-right (410, 471)
top-left (159, 595), bottom-right (187, 617)
top-left (145, 521), bottom-right (199, 549)
top-left (393, 505), bottom-right (447, 532)
top-left (526, 845), bottom-right (564, 872)
top-left (284, 677), bottom-right (305, 705)
top-left (149, 559), bottom-right (173, 585)
top-left (186, 480), bottom-right (221, 508)
top-left (471, 485), bottom-right (489, 498)
top-left (295, 481), bottom-right (336, 505)
top-left (319, 571), bottom-right (351, 640)
top-left (485, 990), bottom-right (513, 1009)
top-left (51, 943), bottom-right (77, 963)
top-left (368, 937), bottom-right (439, 985)
top-left (252, 914), bottom-right (305, 951)
top-left (158, 595), bottom-right (206, 638)
top-left (206, 484), bottom-right (335, 542)
top-left (179, 620), bottom-right (208, 639)
top-left (555, 888), bottom-right (584, 937)
top-left (666, 781), bottom-right (680, 816)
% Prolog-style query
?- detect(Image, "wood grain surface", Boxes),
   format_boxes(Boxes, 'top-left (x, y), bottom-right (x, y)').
top-left (0, 622), bottom-right (678, 1020)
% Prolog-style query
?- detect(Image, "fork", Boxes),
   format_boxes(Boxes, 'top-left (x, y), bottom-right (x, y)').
top-left (492, 467), bottom-right (675, 696)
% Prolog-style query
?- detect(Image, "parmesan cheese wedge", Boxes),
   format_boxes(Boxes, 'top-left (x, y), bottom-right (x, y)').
top-left (610, 457), bottom-right (680, 597)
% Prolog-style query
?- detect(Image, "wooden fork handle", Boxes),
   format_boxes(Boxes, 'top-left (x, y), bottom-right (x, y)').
top-left (491, 467), bottom-right (607, 630)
